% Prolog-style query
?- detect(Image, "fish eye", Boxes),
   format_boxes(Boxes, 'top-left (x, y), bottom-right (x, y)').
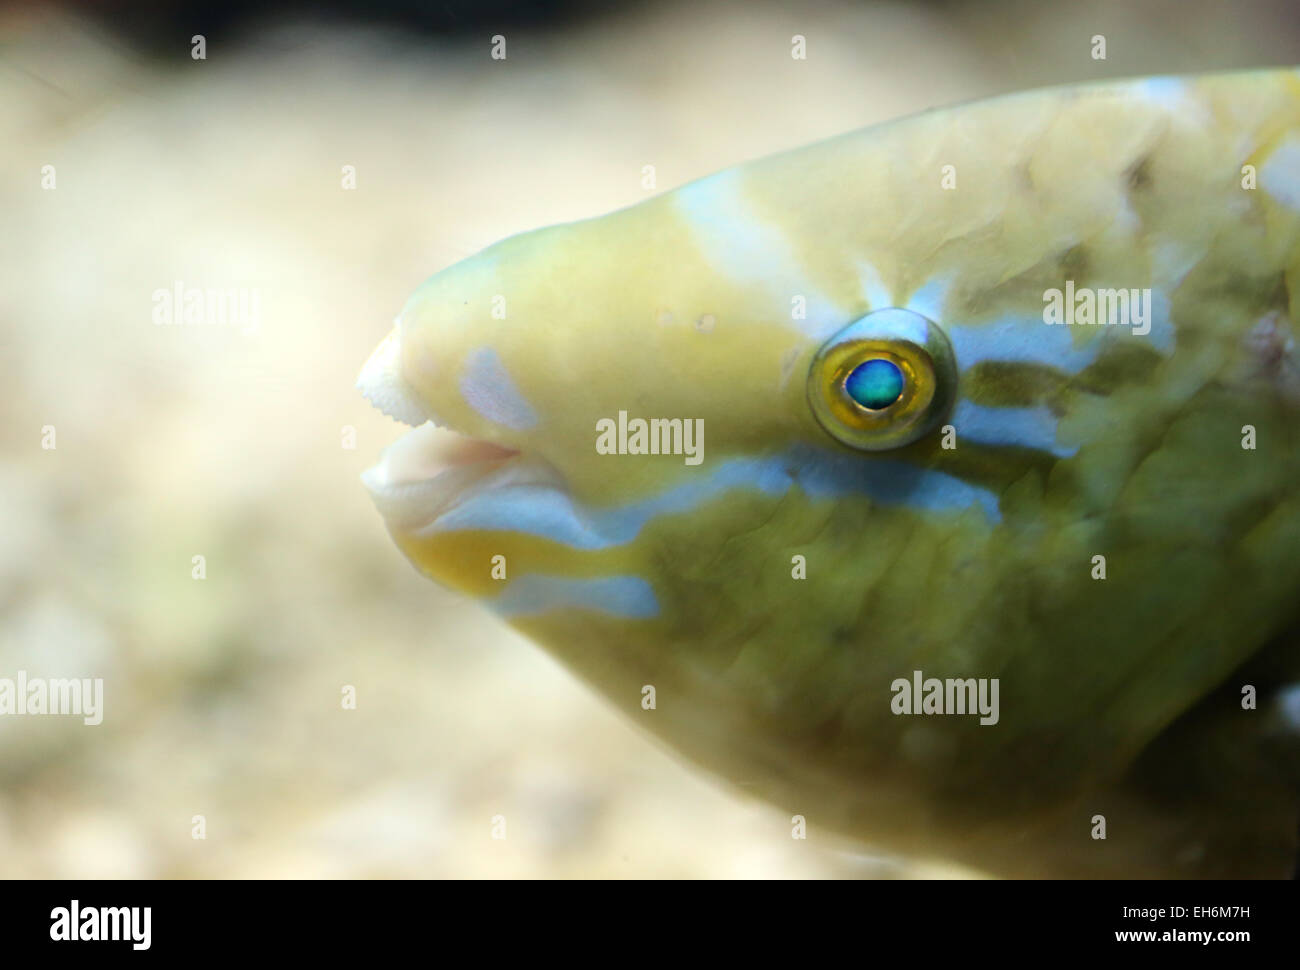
top-left (807, 307), bottom-right (957, 451)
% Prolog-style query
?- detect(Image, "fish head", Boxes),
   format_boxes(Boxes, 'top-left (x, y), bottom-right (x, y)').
top-left (356, 185), bottom-right (1112, 656)
top-left (356, 200), bottom-right (892, 599)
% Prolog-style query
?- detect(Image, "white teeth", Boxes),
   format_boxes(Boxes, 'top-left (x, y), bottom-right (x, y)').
top-left (356, 329), bottom-right (434, 427)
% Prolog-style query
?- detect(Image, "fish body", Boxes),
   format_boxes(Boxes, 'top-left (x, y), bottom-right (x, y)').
top-left (360, 69), bottom-right (1300, 877)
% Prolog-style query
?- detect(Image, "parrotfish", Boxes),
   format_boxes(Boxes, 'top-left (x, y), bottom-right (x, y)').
top-left (359, 69), bottom-right (1300, 878)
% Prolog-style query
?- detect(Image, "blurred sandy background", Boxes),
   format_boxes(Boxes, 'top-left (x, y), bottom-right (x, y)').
top-left (2, 0), bottom-right (1298, 878)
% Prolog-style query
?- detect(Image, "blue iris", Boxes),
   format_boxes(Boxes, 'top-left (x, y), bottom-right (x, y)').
top-left (845, 358), bottom-right (905, 410)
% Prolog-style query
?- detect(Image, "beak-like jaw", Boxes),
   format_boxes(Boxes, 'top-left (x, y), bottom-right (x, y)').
top-left (356, 327), bottom-right (561, 535)
top-left (356, 328), bottom-right (436, 428)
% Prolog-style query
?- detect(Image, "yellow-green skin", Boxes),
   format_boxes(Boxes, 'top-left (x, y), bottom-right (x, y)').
top-left (368, 69), bottom-right (1300, 877)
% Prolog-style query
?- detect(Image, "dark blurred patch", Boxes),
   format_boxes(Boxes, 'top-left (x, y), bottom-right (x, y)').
top-left (46, 0), bottom-right (643, 48)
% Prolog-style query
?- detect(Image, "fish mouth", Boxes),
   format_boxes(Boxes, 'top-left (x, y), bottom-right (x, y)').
top-left (357, 331), bottom-right (563, 531)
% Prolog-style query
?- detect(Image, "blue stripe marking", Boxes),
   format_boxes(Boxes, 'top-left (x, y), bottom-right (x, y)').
top-left (948, 315), bottom-right (1106, 374)
top-left (425, 445), bottom-right (1002, 550)
top-left (1261, 137), bottom-right (1300, 211)
top-left (951, 399), bottom-right (1078, 458)
top-left (1137, 76), bottom-right (1188, 108)
top-left (1147, 289), bottom-right (1175, 353)
top-left (490, 574), bottom-right (660, 618)
top-left (905, 277), bottom-right (949, 321)
top-left (858, 262), bottom-right (893, 310)
top-left (459, 347), bottom-right (539, 431)
top-left (676, 169), bottom-right (845, 339)
top-left (948, 296), bottom-right (1175, 373)
top-left (794, 446), bottom-right (1001, 520)
top-left (1279, 684), bottom-right (1300, 732)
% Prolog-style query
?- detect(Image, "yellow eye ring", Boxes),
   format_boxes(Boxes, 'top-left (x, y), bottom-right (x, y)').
top-left (807, 308), bottom-right (957, 451)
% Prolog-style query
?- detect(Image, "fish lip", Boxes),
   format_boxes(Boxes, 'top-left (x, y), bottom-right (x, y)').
top-left (361, 421), bottom-right (564, 532)
top-left (357, 328), bottom-right (567, 530)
